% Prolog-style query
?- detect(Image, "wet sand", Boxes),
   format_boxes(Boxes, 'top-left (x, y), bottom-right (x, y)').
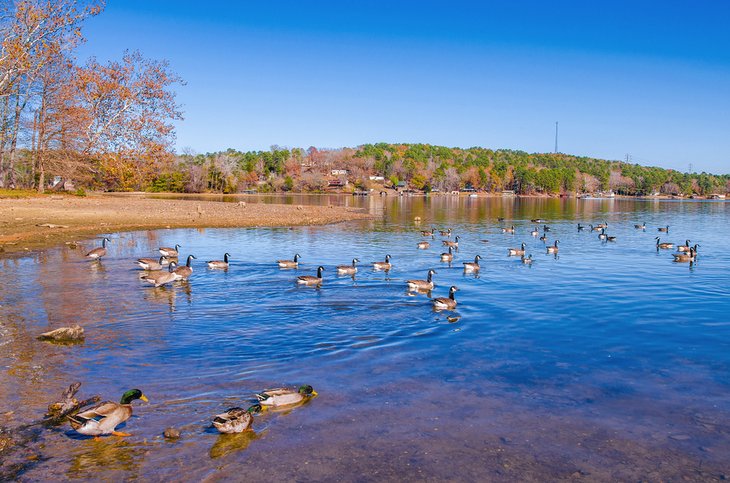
top-left (0, 194), bottom-right (370, 256)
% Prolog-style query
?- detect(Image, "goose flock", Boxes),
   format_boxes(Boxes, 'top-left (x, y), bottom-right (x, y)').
top-left (72, 215), bottom-right (700, 439)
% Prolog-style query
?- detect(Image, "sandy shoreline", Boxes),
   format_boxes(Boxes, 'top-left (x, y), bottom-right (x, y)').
top-left (0, 194), bottom-right (370, 256)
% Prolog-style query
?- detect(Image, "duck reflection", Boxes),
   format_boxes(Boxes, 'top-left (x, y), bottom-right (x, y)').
top-left (67, 438), bottom-right (145, 478)
top-left (209, 430), bottom-right (263, 459)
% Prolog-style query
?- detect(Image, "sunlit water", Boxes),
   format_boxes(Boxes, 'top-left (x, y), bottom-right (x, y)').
top-left (1, 196), bottom-right (729, 481)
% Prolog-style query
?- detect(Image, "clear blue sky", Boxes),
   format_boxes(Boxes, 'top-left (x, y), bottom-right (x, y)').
top-left (77, 1), bottom-right (730, 173)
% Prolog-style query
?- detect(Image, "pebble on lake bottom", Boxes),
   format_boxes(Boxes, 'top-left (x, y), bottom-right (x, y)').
top-left (163, 427), bottom-right (181, 439)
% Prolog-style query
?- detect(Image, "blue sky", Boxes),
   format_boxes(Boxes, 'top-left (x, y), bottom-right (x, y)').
top-left (77, 1), bottom-right (730, 173)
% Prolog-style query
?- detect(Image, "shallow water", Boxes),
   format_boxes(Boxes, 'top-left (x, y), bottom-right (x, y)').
top-left (1, 196), bottom-right (729, 481)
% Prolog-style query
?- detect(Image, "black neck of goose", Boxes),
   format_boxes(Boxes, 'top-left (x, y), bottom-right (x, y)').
top-left (317, 266), bottom-right (323, 278)
top-left (427, 271), bottom-right (433, 282)
top-left (224, 253), bottom-right (229, 263)
top-left (186, 255), bottom-right (193, 267)
top-left (474, 256), bottom-right (479, 264)
top-left (449, 290), bottom-right (456, 300)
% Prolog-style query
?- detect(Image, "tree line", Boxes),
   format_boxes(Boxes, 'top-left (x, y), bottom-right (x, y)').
top-left (0, 0), bottom-right (182, 192)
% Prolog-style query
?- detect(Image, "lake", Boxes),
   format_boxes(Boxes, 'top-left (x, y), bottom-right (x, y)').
top-left (1, 196), bottom-right (729, 481)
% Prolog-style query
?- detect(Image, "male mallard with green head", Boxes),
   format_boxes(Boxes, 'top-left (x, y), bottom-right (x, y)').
top-left (68, 389), bottom-right (148, 437)
top-left (256, 385), bottom-right (318, 408)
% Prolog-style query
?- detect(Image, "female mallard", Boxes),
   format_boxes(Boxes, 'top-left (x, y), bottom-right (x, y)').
top-left (635, 222), bottom-right (646, 230)
top-left (442, 236), bottom-right (460, 248)
top-left (85, 237), bottom-right (111, 260)
top-left (406, 269), bottom-right (436, 291)
top-left (208, 253), bottom-right (230, 269)
top-left (141, 262), bottom-right (179, 287)
top-left (256, 385), bottom-right (317, 408)
top-left (417, 241), bottom-right (430, 249)
top-left (530, 227), bottom-right (539, 237)
top-left (508, 243), bottom-right (526, 256)
top-left (136, 256), bottom-right (168, 271)
top-left (373, 255), bottom-right (392, 271)
top-left (432, 286), bottom-right (458, 310)
top-left (658, 225), bottom-right (670, 233)
top-left (297, 266), bottom-right (324, 285)
top-left (546, 240), bottom-right (559, 254)
top-left (677, 240), bottom-right (692, 252)
top-left (159, 244), bottom-right (181, 257)
top-left (655, 237), bottom-right (673, 250)
top-left (278, 254), bottom-right (301, 268)
top-left (521, 254), bottom-right (533, 265)
top-left (501, 225), bottom-right (515, 234)
top-left (463, 255), bottom-right (482, 272)
top-left (440, 246), bottom-right (454, 262)
top-left (337, 258), bottom-right (359, 275)
top-left (174, 255), bottom-right (196, 279)
top-left (212, 404), bottom-right (262, 434)
top-left (68, 389), bottom-right (148, 437)
top-left (673, 247), bottom-right (696, 263)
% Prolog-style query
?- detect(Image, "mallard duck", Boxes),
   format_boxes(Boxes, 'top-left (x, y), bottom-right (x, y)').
top-left (655, 237), bottom-right (673, 249)
top-left (297, 266), bottom-right (324, 285)
top-left (463, 255), bottom-right (481, 272)
top-left (85, 237), bottom-right (110, 260)
top-left (373, 255), bottom-right (392, 271)
top-left (174, 255), bottom-right (196, 279)
top-left (530, 227), bottom-right (539, 237)
top-left (521, 254), bottom-right (533, 265)
top-left (256, 385), bottom-right (317, 408)
top-left (417, 241), bottom-right (430, 249)
top-left (677, 240), bottom-right (692, 252)
top-left (159, 244), bottom-right (181, 257)
top-left (508, 243), bottom-right (526, 256)
top-left (68, 389), bottom-right (148, 437)
top-left (136, 256), bottom-right (168, 271)
top-left (658, 225), bottom-right (670, 233)
top-left (634, 222), bottom-right (646, 230)
top-left (432, 286), bottom-right (458, 310)
top-left (141, 262), bottom-right (179, 287)
top-left (673, 247), bottom-right (696, 263)
top-left (337, 258), bottom-right (359, 275)
top-left (546, 240), bottom-right (559, 254)
top-left (439, 228), bottom-right (452, 237)
top-left (502, 225), bottom-right (515, 234)
top-left (212, 404), bottom-right (262, 434)
top-left (406, 269), bottom-right (436, 291)
top-left (208, 253), bottom-right (230, 269)
top-left (278, 254), bottom-right (301, 268)
top-left (440, 246), bottom-right (454, 262)
top-left (443, 236), bottom-right (460, 248)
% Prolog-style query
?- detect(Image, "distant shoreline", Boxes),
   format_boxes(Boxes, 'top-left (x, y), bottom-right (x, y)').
top-left (0, 194), bottom-right (370, 257)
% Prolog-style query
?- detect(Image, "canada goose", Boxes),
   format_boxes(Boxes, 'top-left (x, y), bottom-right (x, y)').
top-left (546, 240), bottom-right (559, 254)
top-left (497, 217), bottom-right (505, 222)
top-left (421, 227), bottom-right (436, 237)
top-left (677, 240), bottom-right (692, 252)
top-left (463, 255), bottom-right (482, 272)
top-left (607, 235), bottom-right (617, 242)
top-left (68, 389), bottom-right (148, 437)
top-left (297, 266), bottom-right (324, 285)
top-left (337, 258), bottom-right (359, 275)
top-left (212, 404), bottom-right (262, 434)
top-left (530, 218), bottom-right (544, 223)
top-left (174, 255), bottom-right (196, 279)
top-left (543, 225), bottom-right (550, 232)
top-left (406, 269), bottom-right (436, 291)
top-left (539, 234), bottom-right (547, 242)
top-left (508, 243), bottom-right (526, 256)
top-left (597, 222), bottom-right (608, 229)
top-left (136, 256), bottom-right (168, 271)
top-left (521, 254), bottom-right (533, 265)
top-left (591, 224), bottom-right (603, 232)
top-left (208, 253), bottom-right (230, 269)
top-left (443, 236), bottom-right (460, 248)
top-left (417, 241), bottom-right (430, 249)
top-left (502, 225), bottom-right (515, 234)
top-left (655, 237), bottom-right (673, 249)
top-left (658, 225), bottom-right (669, 233)
top-left (634, 222), bottom-right (646, 230)
top-left (432, 286), bottom-right (458, 310)
top-left (439, 228), bottom-right (452, 237)
top-left (577, 223), bottom-right (585, 231)
top-left (373, 254), bottom-right (392, 271)
top-left (85, 237), bottom-right (110, 260)
top-left (530, 227), bottom-right (539, 237)
top-left (141, 262), bottom-right (179, 287)
top-left (159, 244), bottom-right (181, 257)
top-left (256, 385), bottom-right (317, 407)
top-left (598, 229), bottom-right (607, 240)
top-left (440, 246), bottom-right (454, 262)
top-left (277, 253), bottom-right (301, 268)
top-left (673, 247), bottom-right (696, 263)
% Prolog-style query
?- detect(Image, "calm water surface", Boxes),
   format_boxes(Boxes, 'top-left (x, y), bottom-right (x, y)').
top-left (1, 196), bottom-right (729, 481)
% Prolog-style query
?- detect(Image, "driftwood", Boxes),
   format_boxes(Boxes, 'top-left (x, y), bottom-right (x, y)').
top-left (44, 383), bottom-right (100, 425)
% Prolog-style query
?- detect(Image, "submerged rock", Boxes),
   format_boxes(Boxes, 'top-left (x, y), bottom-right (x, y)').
top-left (163, 427), bottom-right (181, 439)
top-left (37, 325), bottom-right (84, 343)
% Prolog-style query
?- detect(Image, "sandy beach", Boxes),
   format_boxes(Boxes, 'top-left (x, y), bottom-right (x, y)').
top-left (0, 194), bottom-right (370, 256)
